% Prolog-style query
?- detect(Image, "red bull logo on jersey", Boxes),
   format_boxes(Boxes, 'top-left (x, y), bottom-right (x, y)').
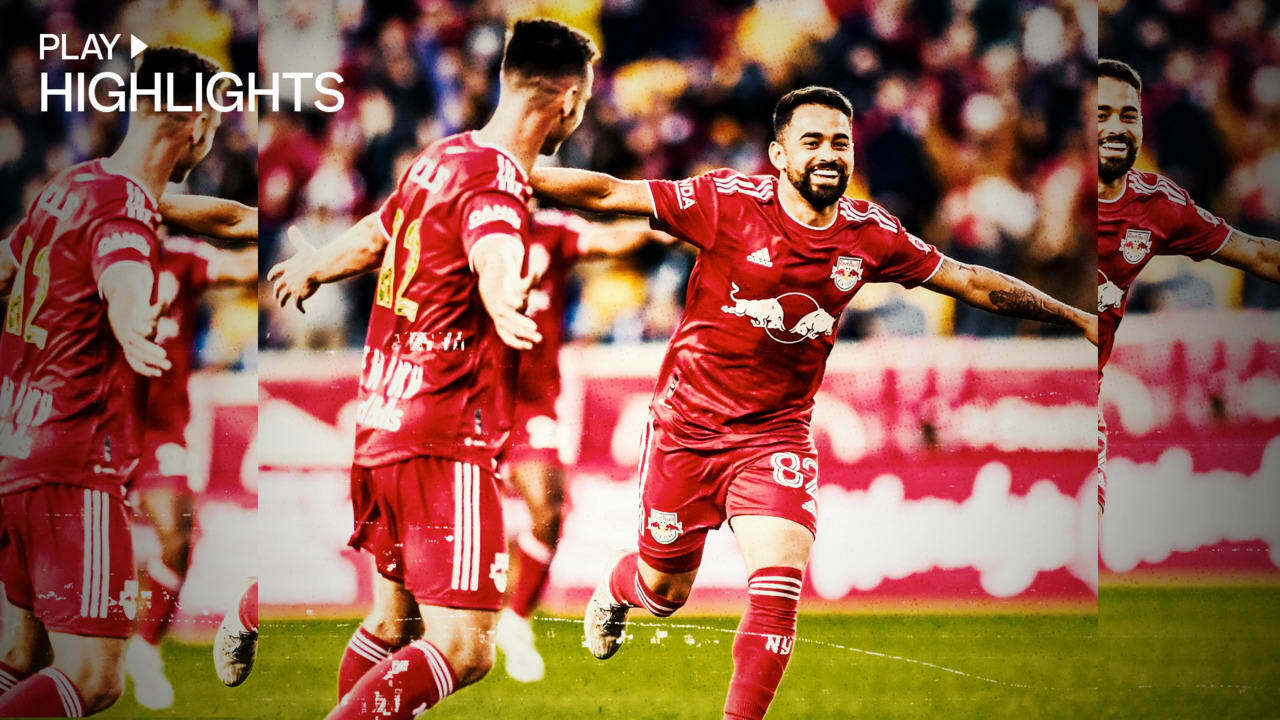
top-left (1120, 228), bottom-right (1153, 264)
top-left (830, 256), bottom-right (863, 291)
top-left (721, 283), bottom-right (837, 344)
top-left (1098, 270), bottom-right (1123, 312)
top-left (647, 509), bottom-right (683, 545)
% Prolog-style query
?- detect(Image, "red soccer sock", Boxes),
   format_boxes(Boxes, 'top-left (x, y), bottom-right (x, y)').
top-left (237, 581), bottom-right (258, 634)
top-left (723, 566), bottom-right (803, 720)
top-left (0, 668), bottom-right (86, 717)
top-left (337, 626), bottom-right (395, 701)
top-left (327, 639), bottom-right (457, 720)
top-left (606, 552), bottom-right (682, 617)
top-left (508, 532), bottom-right (556, 618)
top-left (137, 559), bottom-right (185, 646)
top-left (0, 660), bottom-right (32, 694)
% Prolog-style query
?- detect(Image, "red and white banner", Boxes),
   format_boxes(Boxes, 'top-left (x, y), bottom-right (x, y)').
top-left (260, 337), bottom-right (1098, 611)
top-left (1101, 310), bottom-right (1280, 577)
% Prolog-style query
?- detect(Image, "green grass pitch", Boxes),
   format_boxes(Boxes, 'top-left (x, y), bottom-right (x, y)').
top-left (99, 587), bottom-right (1279, 719)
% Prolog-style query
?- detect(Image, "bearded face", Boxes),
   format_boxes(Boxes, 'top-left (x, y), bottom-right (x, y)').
top-left (772, 103), bottom-right (855, 212)
top-left (1097, 76), bottom-right (1143, 184)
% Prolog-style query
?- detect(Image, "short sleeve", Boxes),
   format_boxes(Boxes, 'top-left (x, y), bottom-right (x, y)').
top-left (646, 172), bottom-right (721, 250)
top-left (376, 189), bottom-right (400, 241)
top-left (3, 221), bottom-right (24, 267)
top-left (534, 208), bottom-right (592, 263)
top-left (1163, 198), bottom-right (1231, 260)
top-left (459, 190), bottom-right (531, 259)
top-left (873, 224), bottom-right (944, 288)
top-left (89, 217), bottom-right (158, 285)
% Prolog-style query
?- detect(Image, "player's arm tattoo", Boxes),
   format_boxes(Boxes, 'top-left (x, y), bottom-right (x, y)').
top-left (924, 258), bottom-right (1094, 335)
top-left (1212, 229), bottom-right (1280, 284)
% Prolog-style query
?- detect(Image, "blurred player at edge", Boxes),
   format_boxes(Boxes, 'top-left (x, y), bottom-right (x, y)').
top-left (0, 47), bottom-right (226, 717)
top-left (1096, 59), bottom-right (1280, 515)
top-left (123, 235), bottom-right (256, 709)
top-left (532, 85), bottom-right (1098, 720)
top-left (496, 209), bottom-right (672, 682)
top-left (267, 19), bottom-right (598, 719)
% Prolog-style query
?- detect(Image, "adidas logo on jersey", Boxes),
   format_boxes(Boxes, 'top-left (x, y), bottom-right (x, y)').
top-left (747, 248), bottom-right (773, 268)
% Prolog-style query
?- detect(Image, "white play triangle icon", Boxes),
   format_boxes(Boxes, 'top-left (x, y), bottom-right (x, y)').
top-left (130, 34), bottom-right (147, 59)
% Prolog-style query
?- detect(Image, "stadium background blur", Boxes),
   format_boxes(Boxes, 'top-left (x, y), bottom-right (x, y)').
top-left (0, 0), bottom-right (259, 371)
top-left (258, 0), bottom-right (1096, 349)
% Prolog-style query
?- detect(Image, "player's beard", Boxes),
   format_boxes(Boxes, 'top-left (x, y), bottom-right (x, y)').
top-left (787, 161), bottom-right (849, 211)
top-left (1098, 135), bottom-right (1136, 184)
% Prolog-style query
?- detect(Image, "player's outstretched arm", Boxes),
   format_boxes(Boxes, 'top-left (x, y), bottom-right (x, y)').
top-left (1210, 229), bottom-right (1280, 283)
top-left (268, 213), bottom-right (386, 312)
top-left (100, 262), bottom-right (170, 377)
top-left (923, 257), bottom-right (1098, 345)
top-left (161, 195), bottom-right (258, 243)
top-left (531, 168), bottom-right (655, 216)
top-left (472, 234), bottom-right (542, 350)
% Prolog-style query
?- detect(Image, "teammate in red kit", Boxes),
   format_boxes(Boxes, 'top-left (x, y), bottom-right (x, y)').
top-left (268, 19), bottom-right (598, 719)
top-left (1096, 59), bottom-right (1280, 513)
top-left (0, 47), bottom-right (226, 717)
top-left (533, 85), bottom-right (1097, 720)
top-left (495, 208), bottom-right (672, 682)
top-left (123, 235), bottom-right (256, 709)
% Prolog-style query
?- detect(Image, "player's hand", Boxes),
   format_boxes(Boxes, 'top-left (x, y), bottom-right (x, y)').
top-left (1080, 312), bottom-right (1098, 347)
top-left (268, 226), bottom-right (320, 313)
top-left (479, 265), bottom-right (542, 350)
top-left (111, 301), bottom-right (170, 377)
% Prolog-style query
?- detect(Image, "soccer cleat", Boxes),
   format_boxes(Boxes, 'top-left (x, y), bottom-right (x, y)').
top-left (212, 609), bottom-right (257, 687)
top-left (583, 578), bottom-right (630, 660)
top-left (125, 635), bottom-right (175, 709)
top-left (495, 609), bottom-right (546, 683)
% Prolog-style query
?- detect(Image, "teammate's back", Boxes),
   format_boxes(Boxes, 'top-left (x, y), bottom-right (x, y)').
top-left (0, 159), bottom-right (163, 494)
top-left (355, 130), bottom-right (534, 467)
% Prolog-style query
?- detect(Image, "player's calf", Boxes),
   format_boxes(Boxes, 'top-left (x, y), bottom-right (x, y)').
top-left (723, 566), bottom-right (803, 720)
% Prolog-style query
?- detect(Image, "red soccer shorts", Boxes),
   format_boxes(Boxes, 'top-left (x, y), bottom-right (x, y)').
top-left (1, 484), bottom-right (137, 638)
top-left (134, 433), bottom-right (192, 494)
top-left (635, 417), bottom-right (819, 574)
top-left (348, 456), bottom-right (508, 611)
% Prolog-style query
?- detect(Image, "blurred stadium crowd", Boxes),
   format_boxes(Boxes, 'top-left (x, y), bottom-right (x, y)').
top-left (0, 0), bottom-right (259, 368)
top-left (259, 0), bottom-right (1096, 349)
top-left (1102, 0), bottom-right (1280, 312)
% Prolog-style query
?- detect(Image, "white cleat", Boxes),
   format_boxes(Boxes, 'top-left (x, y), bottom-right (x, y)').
top-left (495, 609), bottom-right (546, 683)
top-left (583, 578), bottom-right (630, 660)
top-left (125, 635), bottom-right (174, 709)
top-left (212, 611), bottom-right (257, 687)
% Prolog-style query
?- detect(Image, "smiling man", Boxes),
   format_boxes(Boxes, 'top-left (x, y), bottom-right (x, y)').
top-left (532, 85), bottom-right (1095, 720)
top-left (1096, 58), bottom-right (1280, 513)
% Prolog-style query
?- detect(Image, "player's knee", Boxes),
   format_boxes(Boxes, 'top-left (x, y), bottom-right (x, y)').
top-left (72, 664), bottom-right (124, 713)
top-left (444, 641), bottom-right (493, 689)
top-left (529, 505), bottom-right (563, 547)
top-left (363, 616), bottom-right (412, 648)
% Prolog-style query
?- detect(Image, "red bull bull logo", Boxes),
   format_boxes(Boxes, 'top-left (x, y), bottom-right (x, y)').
top-left (830, 256), bottom-right (863, 291)
top-left (721, 283), bottom-right (838, 344)
top-left (1120, 228), bottom-right (1152, 264)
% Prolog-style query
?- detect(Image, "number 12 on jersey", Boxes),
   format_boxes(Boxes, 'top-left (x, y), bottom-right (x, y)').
top-left (375, 208), bottom-right (421, 322)
top-left (4, 236), bottom-right (52, 349)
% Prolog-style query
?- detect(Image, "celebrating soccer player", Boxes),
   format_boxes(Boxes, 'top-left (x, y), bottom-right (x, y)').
top-left (1096, 58), bottom-right (1280, 513)
top-left (0, 47), bottom-right (226, 717)
top-left (268, 19), bottom-right (598, 719)
top-left (531, 85), bottom-right (1097, 720)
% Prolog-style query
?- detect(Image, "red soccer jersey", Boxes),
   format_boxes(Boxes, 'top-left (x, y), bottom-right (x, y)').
top-left (646, 169), bottom-right (943, 446)
top-left (515, 208), bottom-right (588, 416)
top-left (0, 160), bottom-right (162, 497)
top-left (1098, 169), bottom-right (1231, 369)
top-left (356, 132), bottom-right (533, 467)
top-left (146, 236), bottom-right (213, 437)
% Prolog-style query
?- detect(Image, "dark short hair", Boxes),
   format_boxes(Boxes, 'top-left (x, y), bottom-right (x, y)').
top-left (1098, 58), bottom-right (1142, 93)
top-left (502, 18), bottom-right (599, 82)
top-left (134, 46), bottom-right (221, 109)
top-left (772, 86), bottom-right (853, 138)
